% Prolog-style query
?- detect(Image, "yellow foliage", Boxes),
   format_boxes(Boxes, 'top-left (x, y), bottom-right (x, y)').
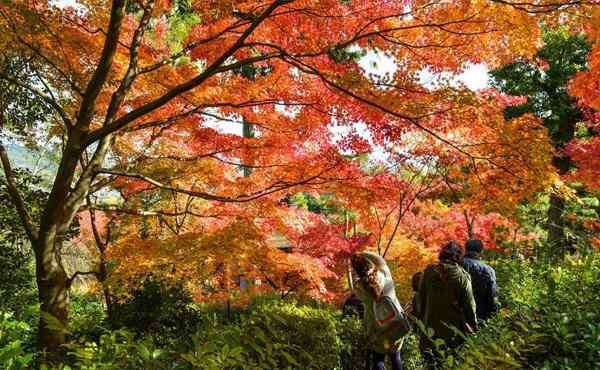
top-left (382, 238), bottom-right (435, 303)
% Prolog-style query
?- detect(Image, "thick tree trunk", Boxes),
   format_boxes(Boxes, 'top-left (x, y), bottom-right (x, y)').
top-left (34, 136), bottom-right (111, 358)
top-left (34, 237), bottom-right (69, 359)
top-left (547, 193), bottom-right (566, 258)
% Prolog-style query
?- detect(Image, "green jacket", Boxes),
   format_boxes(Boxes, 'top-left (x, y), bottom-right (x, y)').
top-left (417, 262), bottom-right (477, 343)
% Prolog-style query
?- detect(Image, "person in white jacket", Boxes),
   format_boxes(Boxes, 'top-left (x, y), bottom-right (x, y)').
top-left (351, 251), bottom-right (411, 370)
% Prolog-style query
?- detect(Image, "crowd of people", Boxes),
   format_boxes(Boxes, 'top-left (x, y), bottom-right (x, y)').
top-left (344, 239), bottom-right (499, 370)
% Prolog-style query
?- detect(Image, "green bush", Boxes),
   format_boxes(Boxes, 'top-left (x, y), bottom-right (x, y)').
top-left (63, 297), bottom-right (429, 370)
top-left (448, 254), bottom-right (600, 369)
top-left (70, 294), bottom-right (108, 342)
top-left (110, 275), bottom-right (202, 344)
top-left (182, 299), bottom-right (366, 369)
top-left (68, 329), bottom-right (171, 370)
top-left (65, 298), bottom-right (368, 369)
top-left (0, 311), bottom-right (36, 369)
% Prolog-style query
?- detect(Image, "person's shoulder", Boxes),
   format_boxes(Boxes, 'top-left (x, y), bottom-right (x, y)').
top-left (481, 261), bottom-right (496, 275)
top-left (423, 263), bottom-right (441, 277)
top-left (423, 263), bottom-right (437, 274)
top-left (448, 263), bottom-right (472, 283)
top-left (470, 258), bottom-right (495, 273)
top-left (420, 264), bottom-right (440, 285)
top-left (457, 264), bottom-right (471, 277)
top-left (463, 256), bottom-right (475, 263)
top-left (464, 257), bottom-right (491, 272)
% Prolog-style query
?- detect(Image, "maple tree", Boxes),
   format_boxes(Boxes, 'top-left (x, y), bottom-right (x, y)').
top-left (0, 0), bottom-right (596, 359)
top-left (568, 6), bottom-right (600, 192)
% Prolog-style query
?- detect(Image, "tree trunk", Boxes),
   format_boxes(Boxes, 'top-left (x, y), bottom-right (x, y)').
top-left (98, 258), bottom-right (114, 321)
top-left (547, 193), bottom-right (566, 259)
top-left (547, 154), bottom-right (570, 259)
top-left (34, 237), bottom-right (69, 360)
top-left (464, 209), bottom-right (475, 239)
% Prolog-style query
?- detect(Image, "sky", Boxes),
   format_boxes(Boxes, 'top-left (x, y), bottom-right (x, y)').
top-left (206, 51), bottom-right (491, 137)
top-left (358, 49), bottom-right (490, 90)
top-left (332, 51), bottom-right (491, 162)
top-left (11, 3), bottom-right (493, 171)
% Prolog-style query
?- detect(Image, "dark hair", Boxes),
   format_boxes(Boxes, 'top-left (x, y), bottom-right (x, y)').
top-left (411, 271), bottom-right (423, 292)
top-left (351, 253), bottom-right (372, 279)
top-left (351, 253), bottom-right (382, 297)
top-left (439, 241), bottom-right (463, 263)
top-left (465, 239), bottom-right (484, 254)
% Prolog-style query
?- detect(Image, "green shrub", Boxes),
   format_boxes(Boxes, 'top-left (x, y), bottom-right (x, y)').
top-left (68, 329), bottom-right (172, 370)
top-left (0, 311), bottom-right (36, 369)
top-left (183, 299), bottom-right (363, 369)
top-left (60, 298), bottom-right (366, 369)
top-left (449, 254), bottom-right (600, 369)
top-left (110, 275), bottom-right (202, 344)
top-left (70, 294), bottom-right (108, 342)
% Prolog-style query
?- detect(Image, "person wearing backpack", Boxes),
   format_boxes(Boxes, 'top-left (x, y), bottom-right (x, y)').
top-left (417, 241), bottom-right (477, 369)
top-left (351, 251), bottom-right (411, 370)
top-left (462, 239), bottom-right (499, 322)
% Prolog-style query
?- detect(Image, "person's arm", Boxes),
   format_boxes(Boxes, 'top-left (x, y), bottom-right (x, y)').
top-left (458, 273), bottom-right (478, 331)
top-left (489, 266), bottom-right (499, 315)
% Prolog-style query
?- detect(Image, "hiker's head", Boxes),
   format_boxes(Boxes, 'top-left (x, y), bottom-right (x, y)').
top-left (465, 239), bottom-right (484, 257)
top-left (351, 253), bottom-right (384, 298)
top-left (439, 241), bottom-right (463, 264)
top-left (411, 271), bottom-right (423, 292)
top-left (351, 253), bottom-right (373, 279)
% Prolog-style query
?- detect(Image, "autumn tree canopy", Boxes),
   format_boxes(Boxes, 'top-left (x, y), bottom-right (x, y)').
top-left (0, 0), bottom-right (598, 359)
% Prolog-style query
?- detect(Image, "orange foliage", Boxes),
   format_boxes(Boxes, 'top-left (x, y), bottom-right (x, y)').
top-left (2, 0), bottom-right (592, 305)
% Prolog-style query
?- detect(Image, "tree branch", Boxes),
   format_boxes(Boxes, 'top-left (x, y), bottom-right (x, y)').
top-left (0, 142), bottom-right (39, 242)
top-left (66, 270), bottom-right (99, 289)
top-left (87, 204), bottom-right (224, 218)
top-left (75, 0), bottom-right (127, 129)
top-left (103, 1), bottom-right (154, 125)
top-left (96, 162), bottom-right (339, 203)
top-left (85, 0), bottom-right (289, 144)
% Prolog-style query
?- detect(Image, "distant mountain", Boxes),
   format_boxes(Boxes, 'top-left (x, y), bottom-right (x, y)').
top-left (6, 142), bottom-right (58, 184)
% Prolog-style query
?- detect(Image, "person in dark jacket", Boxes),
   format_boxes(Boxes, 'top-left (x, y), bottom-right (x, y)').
top-left (418, 241), bottom-right (477, 369)
top-left (462, 239), bottom-right (499, 321)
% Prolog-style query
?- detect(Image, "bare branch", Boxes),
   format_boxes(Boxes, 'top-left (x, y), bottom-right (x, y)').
top-left (88, 204), bottom-right (224, 218)
top-left (490, 0), bottom-right (585, 13)
top-left (85, 0), bottom-right (289, 144)
top-left (66, 270), bottom-right (99, 289)
top-left (0, 141), bottom-right (39, 242)
top-left (96, 162), bottom-right (340, 203)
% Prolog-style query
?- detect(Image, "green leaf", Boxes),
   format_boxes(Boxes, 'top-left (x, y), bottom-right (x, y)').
top-left (281, 351), bottom-right (300, 367)
top-left (40, 312), bottom-right (70, 335)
